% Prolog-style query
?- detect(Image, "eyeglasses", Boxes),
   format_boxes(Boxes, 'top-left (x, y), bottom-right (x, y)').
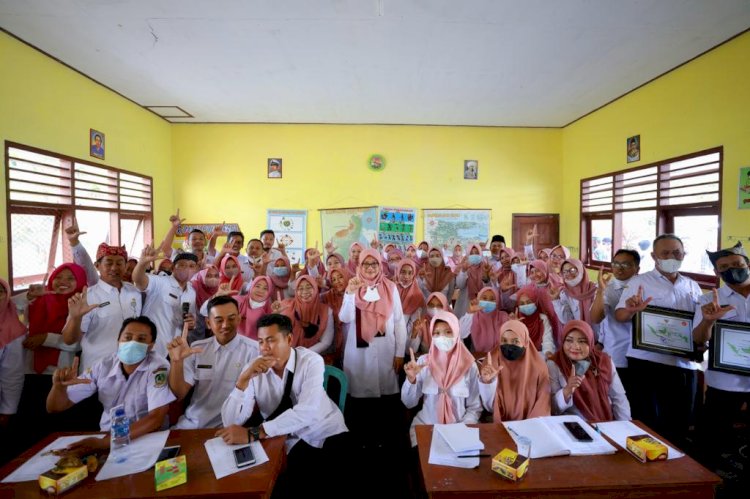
top-left (361, 262), bottom-right (380, 269)
top-left (550, 254), bottom-right (565, 261)
top-left (561, 268), bottom-right (578, 276)
top-left (612, 262), bottom-right (633, 269)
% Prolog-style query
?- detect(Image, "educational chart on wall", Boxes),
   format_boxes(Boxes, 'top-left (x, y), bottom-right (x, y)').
top-left (266, 209), bottom-right (307, 264)
top-left (378, 207), bottom-right (416, 249)
top-left (422, 209), bottom-right (491, 247)
top-left (320, 206), bottom-right (379, 254)
top-left (739, 166), bottom-right (750, 209)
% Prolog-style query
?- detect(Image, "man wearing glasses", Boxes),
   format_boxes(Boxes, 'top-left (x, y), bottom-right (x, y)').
top-left (613, 234), bottom-right (702, 448)
top-left (590, 249), bottom-right (641, 399)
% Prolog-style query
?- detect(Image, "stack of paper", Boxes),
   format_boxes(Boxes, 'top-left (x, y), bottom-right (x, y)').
top-left (96, 430), bottom-right (170, 481)
top-left (503, 415), bottom-right (617, 458)
top-left (428, 424), bottom-right (484, 469)
top-left (596, 421), bottom-right (685, 460)
top-left (204, 438), bottom-right (269, 479)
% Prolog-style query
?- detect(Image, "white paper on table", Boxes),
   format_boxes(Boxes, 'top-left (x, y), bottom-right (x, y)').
top-left (1, 435), bottom-right (103, 483)
top-left (504, 415), bottom-right (617, 458)
top-left (434, 424), bottom-right (484, 453)
top-left (428, 429), bottom-right (480, 469)
top-left (95, 430), bottom-right (170, 481)
top-left (596, 421), bottom-right (685, 460)
top-left (204, 437), bottom-right (269, 479)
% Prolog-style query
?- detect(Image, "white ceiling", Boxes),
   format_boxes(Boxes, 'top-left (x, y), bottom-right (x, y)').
top-left (1, 0), bottom-right (749, 126)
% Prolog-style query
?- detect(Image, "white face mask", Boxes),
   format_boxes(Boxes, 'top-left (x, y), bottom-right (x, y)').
top-left (511, 263), bottom-right (526, 273)
top-left (657, 258), bottom-right (682, 274)
top-left (363, 286), bottom-right (381, 302)
top-left (565, 274), bottom-right (583, 287)
top-left (429, 257), bottom-right (443, 268)
top-left (416, 249), bottom-right (425, 259)
top-left (433, 336), bottom-right (456, 352)
top-left (425, 307), bottom-right (438, 317)
top-left (250, 299), bottom-right (266, 309)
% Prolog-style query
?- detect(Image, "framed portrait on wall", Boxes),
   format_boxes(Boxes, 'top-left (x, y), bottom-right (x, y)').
top-left (626, 135), bottom-right (640, 163)
top-left (268, 158), bottom-right (282, 179)
top-left (90, 129), bottom-right (105, 160)
top-left (464, 160), bottom-right (478, 180)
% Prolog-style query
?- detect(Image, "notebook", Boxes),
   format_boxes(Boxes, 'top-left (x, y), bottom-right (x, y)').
top-left (428, 423), bottom-right (484, 469)
top-left (503, 415), bottom-right (617, 458)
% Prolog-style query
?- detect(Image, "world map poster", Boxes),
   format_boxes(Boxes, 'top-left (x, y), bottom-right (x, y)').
top-left (422, 209), bottom-right (491, 247)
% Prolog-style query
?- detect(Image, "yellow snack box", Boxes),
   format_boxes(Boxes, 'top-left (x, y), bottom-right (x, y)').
top-left (155, 455), bottom-right (187, 492)
top-left (491, 448), bottom-right (530, 481)
top-left (38, 464), bottom-right (88, 495)
top-left (626, 434), bottom-right (668, 463)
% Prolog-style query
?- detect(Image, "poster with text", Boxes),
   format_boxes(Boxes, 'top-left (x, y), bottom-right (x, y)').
top-left (739, 166), bottom-right (750, 209)
top-left (378, 207), bottom-right (416, 249)
top-left (266, 210), bottom-right (307, 264)
top-left (422, 209), bottom-right (491, 248)
top-left (320, 207), bottom-right (379, 256)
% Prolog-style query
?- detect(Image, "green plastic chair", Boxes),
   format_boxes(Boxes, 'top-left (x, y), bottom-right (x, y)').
top-left (323, 365), bottom-right (348, 413)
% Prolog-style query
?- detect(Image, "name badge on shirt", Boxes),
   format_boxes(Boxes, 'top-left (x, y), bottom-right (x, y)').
top-left (363, 286), bottom-right (381, 302)
top-left (196, 364), bottom-right (213, 369)
top-left (168, 293), bottom-right (179, 300)
top-left (98, 301), bottom-right (111, 308)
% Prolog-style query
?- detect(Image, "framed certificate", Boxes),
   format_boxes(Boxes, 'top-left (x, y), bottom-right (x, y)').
top-left (708, 320), bottom-right (750, 376)
top-left (632, 305), bottom-right (695, 358)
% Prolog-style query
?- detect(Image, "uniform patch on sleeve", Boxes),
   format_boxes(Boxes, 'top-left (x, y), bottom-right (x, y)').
top-left (153, 367), bottom-right (168, 388)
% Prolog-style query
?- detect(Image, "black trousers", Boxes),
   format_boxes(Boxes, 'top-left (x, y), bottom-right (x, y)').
top-left (699, 386), bottom-right (750, 469)
top-left (626, 357), bottom-right (697, 448)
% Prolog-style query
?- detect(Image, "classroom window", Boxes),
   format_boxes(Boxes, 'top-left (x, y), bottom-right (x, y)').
top-left (5, 142), bottom-right (153, 291)
top-left (580, 147), bottom-right (721, 287)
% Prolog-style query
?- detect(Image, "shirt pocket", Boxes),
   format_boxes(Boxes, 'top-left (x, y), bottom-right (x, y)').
top-left (195, 365), bottom-right (214, 381)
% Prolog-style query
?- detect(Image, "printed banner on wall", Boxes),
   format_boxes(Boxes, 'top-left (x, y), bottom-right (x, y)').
top-left (267, 210), bottom-right (307, 264)
top-left (175, 223), bottom-right (241, 237)
top-left (422, 209), bottom-right (491, 247)
top-left (378, 207), bottom-right (416, 248)
top-left (320, 206), bottom-right (379, 255)
top-left (739, 166), bottom-right (750, 209)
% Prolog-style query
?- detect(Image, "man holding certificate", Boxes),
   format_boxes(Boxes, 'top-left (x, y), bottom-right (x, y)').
top-left (614, 234), bottom-right (702, 448)
top-left (692, 241), bottom-right (750, 468)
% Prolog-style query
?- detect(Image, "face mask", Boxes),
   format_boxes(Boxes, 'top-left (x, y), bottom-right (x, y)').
top-left (273, 266), bottom-right (289, 277)
top-left (416, 249), bottom-right (425, 259)
top-left (250, 299), bottom-right (266, 309)
top-left (612, 277), bottom-right (628, 286)
top-left (511, 263), bottom-right (526, 273)
top-left (117, 340), bottom-right (148, 365)
top-left (425, 307), bottom-right (438, 317)
top-left (173, 268), bottom-right (196, 283)
top-left (518, 303), bottom-right (537, 316)
top-left (657, 258), bottom-right (682, 274)
top-left (500, 344), bottom-right (526, 361)
top-left (720, 266), bottom-right (750, 285)
top-left (565, 274), bottom-right (583, 287)
top-left (204, 277), bottom-right (220, 288)
top-left (363, 286), bottom-right (381, 302)
top-left (224, 269), bottom-right (240, 278)
top-left (433, 336), bottom-right (456, 352)
top-left (468, 254), bottom-right (482, 265)
top-left (429, 257), bottom-right (443, 267)
top-left (479, 300), bottom-right (496, 313)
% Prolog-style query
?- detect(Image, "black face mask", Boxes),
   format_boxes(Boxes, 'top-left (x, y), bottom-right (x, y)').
top-left (720, 267), bottom-right (750, 285)
top-left (500, 344), bottom-right (526, 361)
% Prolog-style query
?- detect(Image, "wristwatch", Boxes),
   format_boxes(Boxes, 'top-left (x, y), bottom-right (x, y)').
top-left (247, 426), bottom-right (261, 442)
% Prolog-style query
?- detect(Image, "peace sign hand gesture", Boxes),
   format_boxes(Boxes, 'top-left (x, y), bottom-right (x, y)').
top-left (701, 288), bottom-right (735, 322)
top-left (479, 351), bottom-right (502, 384)
top-left (404, 348), bottom-right (424, 384)
top-left (52, 358), bottom-right (91, 387)
top-left (169, 209), bottom-right (186, 229)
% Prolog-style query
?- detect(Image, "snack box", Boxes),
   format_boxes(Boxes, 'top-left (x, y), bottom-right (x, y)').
top-left (491, 448), bottom-right (530, 481)
top-left (626, 434), bottom-right (668, 463)
top-left (155, 455), bottom-right (187, 491)
top-left (38, 464), bottom-right (88, 495)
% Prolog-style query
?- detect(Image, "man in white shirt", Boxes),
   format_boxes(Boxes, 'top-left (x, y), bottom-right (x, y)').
top-left (133, 246), bottom-right (199, 355)
top-left (217, 314), bottom-right (348, 496)
top-left (615, 234), bottom-right (702, 447)
top-left (692, 242), bottom-right (750, 468)
top-left (260, 229), bottom-right (285, 263)
top-left (63, 243), bottom-right (143, 372)
top-left (590, 249), bottom-right (640, 396)
top-left (168, 296), bottom-right (259, 429)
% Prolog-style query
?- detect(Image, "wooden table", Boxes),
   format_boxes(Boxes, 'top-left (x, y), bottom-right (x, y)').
top-left (417, 422), bottom-right (721, 498)
top-left (0, 430), bottom-right (286, 499)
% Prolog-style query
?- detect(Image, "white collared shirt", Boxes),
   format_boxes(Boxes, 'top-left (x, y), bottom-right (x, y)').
top-left (0, 336), bottom-right (25, 414)
top-left (599, 278), bottom-right (634, 368)
top-left (67, 351), bottom-right (176, 430)
top-left (236, 255), bottom-right (255, 284)
top-left (79, 279), bottom-right (142, 372)
top-left (694, 284), bottom-right (750, 392)
top-left (143, 274), bottom-right (197, 357)
top-left (401, 356), bottom-right (482, 446)
top-left (221, 347), bottom-right (347, 453)
top-left (175, 334), bottom-right (259, 429)
top-left (618, 269), bottom-right (702, 369)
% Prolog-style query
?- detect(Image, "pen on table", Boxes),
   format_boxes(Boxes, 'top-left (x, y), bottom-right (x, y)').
top-left (506, 426), bottom-right (521, 439)
top-left (457, 454), bottom-right (492, 458)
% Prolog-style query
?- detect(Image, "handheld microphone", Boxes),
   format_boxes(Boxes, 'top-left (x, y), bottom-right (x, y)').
top-left (182, 302), bottom-right (190, 327)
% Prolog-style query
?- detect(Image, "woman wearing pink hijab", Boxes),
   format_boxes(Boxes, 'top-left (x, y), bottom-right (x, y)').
top-left (551, 258), bottom-right (598, 328)
top-left (321, 266), bottom-right (352, 365)
top-left (549, 245), bottom-right (571, 275)
top-left (346, 242), bottom-right (365, 274)
top-left (459, 287), bottom-right (509, 354)
top-left (453, 244), bottom-right (486, 317)
top-left (418, 246), bottom-right (456, 302)
top-left (219, 254), bottom-right (243, 295)
top-left (410, 292), bottom-right (451, 354)
top-left (401, 310), bottom-right (481, 446)
top-left (277, 275), bottom-right (333, 353)
top-left (395, 259), bottom-right (426, 353)
top-left (236, 276), bottom-right (274, 340)
top-left (299, 246), bottom-right (326, 279)
top-left (192, 265), bottom-right (221, 339)
top-left (0, 278), bottom-right (26, 429)
top-left (266, 256), bottom-right (293, 301)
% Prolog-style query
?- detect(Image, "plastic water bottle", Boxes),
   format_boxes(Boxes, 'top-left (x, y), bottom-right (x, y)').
top-left (109, 405), bottom-right (130, 463)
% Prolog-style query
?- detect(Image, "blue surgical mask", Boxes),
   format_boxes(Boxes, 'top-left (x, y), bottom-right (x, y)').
top-left (518, 303), bottom-right (537, 316)
top-left (273, 266), bottom-right (290, 277)
top-left (468, 254), bottom-right (482, 265)
top-left (479, 300), bottom-right (496, 313)
top-left (117, 341), bottom-right (148, 365)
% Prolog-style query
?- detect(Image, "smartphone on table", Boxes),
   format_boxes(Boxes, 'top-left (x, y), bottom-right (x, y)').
top-left (157, 445), bottom-right (181, 461)
top-left (563, 421), bottom-right (593, 442)
top-left (233, 445), bottom-right (256, 468)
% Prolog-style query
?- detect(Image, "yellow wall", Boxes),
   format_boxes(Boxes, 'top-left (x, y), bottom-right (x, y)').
top-left (0, 31), bottom-right (174, 276)
top-left (561, 31), bottom-right (750, 254)
top-left (171, 124), bottom-right (563, 247)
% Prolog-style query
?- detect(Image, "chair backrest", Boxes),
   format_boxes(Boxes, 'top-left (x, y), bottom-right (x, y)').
top-left (323, 365), bottom-right (348, 412)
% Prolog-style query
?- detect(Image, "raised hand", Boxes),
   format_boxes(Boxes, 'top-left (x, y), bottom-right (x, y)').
top-left (548, 282), bottom-right (563, 300)
top-left (701, 288), bottom-right (735, 322)
top-left (411, 318), bottom-right (428, 339)
top-left (597, 265), bottom-right (612, 291)
top-left (67, 287), bottom-right (99, 319)
top-left (52, 357), bottom-right (91, 387)
top-left (276, 238), bottom-right (286, 251)
top-left (346, 276), bottom-right (365, 294)
top-left (209, 221), bottom-right (225, 241)
top-left (404, 348), bottom-right (424, 383)
top-left (270, 301), bottom-right (283, 313)
top-left (64, 217), bottom-right (87, 246)
top-left (479, 350), bottom-right (502, 384)
top-left (370, 237), bottom-right (379, 249)
top-left (140, 245), bottom-right (163, 265)
top-left (27, 283), bottom-right (51, 300)
top-left (169, 209), bottom-right (186, 229)
top-left (324, 240), bottom-right (337, 255)
top-left (624, 285), bottom-right (653, 313)
top-left (509, 307), bottom-right (519, 320)
top-left (315, 275), bottom-right (326, 289)
top-left (468, 298), bottom-right (482, 314)
top-left (168, 323), bottom-right (204, 362)
top-left (500, 273), bottom-right (516, 292)
top-left (525, 225), bottom-right (537, 245)
top-left (215, 278), bottom-right (239, 297)
top-left (291, 262), bottom-right (301, 274)
top-left (563, 373), bottom-right (584, 400)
